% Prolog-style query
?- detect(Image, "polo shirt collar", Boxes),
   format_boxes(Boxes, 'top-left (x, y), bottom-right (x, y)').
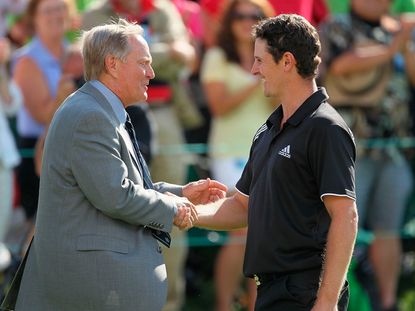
top-left (266, 87), bottom-right (328, 129)
top-left (266, 105), bottom-right (282, 128)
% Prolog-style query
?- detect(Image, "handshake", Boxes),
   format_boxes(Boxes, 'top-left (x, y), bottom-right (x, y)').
top-left (171, 178), bottom-right (228, 230)
top-left (172, 199), bottom-right (198, 230)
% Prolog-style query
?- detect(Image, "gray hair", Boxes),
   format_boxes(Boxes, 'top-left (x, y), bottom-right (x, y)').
top-left (80, 19), bottom-right (143, 81)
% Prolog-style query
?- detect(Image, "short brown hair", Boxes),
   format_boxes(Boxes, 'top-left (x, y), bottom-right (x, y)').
top-left (253, 14), bottom-right (321, 79)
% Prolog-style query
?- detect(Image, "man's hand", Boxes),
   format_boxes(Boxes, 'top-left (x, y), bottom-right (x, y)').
top-left (173, 200), bottom-right (198, 230)
top-left (182, 178), bottom-right (227, 205)
top-left (165, 192), bottom-right (198, 230)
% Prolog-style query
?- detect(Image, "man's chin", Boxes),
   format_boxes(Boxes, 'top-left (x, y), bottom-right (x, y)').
top-left (135, 93), bottom-right (147, 104)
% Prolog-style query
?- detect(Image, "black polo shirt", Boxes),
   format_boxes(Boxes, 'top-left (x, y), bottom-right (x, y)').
top-left (236, 88), bottom-right (356, 277)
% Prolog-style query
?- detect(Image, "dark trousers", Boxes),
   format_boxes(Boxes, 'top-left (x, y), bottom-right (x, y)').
top-left (254, 270), bottom-right (349, 311)
top-left (17, 137), bottom-right (39, 220)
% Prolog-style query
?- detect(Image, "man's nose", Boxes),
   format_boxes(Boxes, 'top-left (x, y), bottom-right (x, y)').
top-left (147, 66), bottom-right (155, 79)
top-left (251, 64), bottom-right (258, 75)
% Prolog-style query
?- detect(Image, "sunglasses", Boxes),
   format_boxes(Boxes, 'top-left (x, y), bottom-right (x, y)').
top-left (232, 12), bottom-right (264, 22)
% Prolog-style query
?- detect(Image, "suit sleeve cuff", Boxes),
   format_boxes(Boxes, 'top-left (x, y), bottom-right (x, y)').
top-left (153, 182), bottom-right (183, 196)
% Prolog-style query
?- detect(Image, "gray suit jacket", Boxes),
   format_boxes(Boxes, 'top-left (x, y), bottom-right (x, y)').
top-left (15, 82), bottom-right (183, 311)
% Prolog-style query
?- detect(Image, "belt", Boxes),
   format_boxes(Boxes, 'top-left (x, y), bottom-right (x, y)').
top-left (253, 269), bottom-right (321, 287)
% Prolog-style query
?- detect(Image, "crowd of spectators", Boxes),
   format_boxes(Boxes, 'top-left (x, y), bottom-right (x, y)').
top-left (1, 0), bottom-right (415, 311)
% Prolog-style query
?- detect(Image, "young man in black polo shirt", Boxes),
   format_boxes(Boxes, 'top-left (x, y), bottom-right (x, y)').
top-left (195, 14), bottom-right (358, 311)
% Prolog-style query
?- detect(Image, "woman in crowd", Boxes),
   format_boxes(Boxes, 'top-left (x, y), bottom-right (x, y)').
top-left (200, 1), bottom-right (275, 310)
top-left (12, 0), bottom-right (75, 225)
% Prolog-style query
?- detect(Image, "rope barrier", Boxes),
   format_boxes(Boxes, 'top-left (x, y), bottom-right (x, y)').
top-left (155, 137), bottom-right (415, 155)
top-left (150, 227), bottom-right (413, 248)
top-left (18, 136), bottom-right (415, 158)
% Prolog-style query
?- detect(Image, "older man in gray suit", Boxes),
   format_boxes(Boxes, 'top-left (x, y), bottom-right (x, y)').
top-left (11, 19), bottom-right (226, 311)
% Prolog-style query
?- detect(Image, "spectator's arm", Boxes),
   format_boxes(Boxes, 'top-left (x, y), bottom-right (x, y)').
top-left (201, 48), bottom-right (262, 117)
top-left (34, 128), bottom-right (47, 176)
top-left (151, 0), bottom-right (189, 43)
top-left (168, 40), bottom-right (196, 69)
top-left (328, 24), bottom-right (409, 76)
top-left (149, 0), bottom-right (195, 71)
top-left (328, 43), bottom-right (396, 76)
top-left (203, 80), bottom-right (261, 117)
top-left (13, 57), bottom-right (75, 125)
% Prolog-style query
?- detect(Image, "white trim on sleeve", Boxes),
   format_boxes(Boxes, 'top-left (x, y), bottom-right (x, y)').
top-left (235, 187), bottom-right (249, 198)
top-left (320, 193), bottom-right (356, 202)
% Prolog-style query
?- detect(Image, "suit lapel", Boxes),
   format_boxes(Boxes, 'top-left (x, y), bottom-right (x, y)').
top-left (78, 82), bottom-right (142, 176)
top-left (119, 128), bottom-right (142, 175)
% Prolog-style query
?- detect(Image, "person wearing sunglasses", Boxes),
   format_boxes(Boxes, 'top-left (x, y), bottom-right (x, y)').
top-left (200, 1), bottom-right (274, 310)
top-left (197, 14), bottom-right (357, 311)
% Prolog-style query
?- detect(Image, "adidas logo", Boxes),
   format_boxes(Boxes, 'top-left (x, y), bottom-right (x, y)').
top-left (278, 145), bottom-right (291, 158)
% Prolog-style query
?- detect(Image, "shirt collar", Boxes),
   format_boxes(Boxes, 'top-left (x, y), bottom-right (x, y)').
top-left (266, 105), bottom-right (283, 129)
top-left (266, 87), bottom-right (329, 129)
top-left (90, 80), bottom-right (127, 124)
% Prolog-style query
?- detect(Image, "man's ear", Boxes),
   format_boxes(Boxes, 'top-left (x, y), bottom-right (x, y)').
top-left (282, 52), bottom-right (296, 72)
top-left (104, 54), bottom-right (118, 78)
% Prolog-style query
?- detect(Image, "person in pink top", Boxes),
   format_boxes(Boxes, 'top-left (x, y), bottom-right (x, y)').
top-left (201, 1), bottom-right (275, 310)
top-left (201, 0), bottom-right (328, 48)
top-left (172, 0), bottom-right (204, 43)
top-left (269, 0), bottom-right (328, 26)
